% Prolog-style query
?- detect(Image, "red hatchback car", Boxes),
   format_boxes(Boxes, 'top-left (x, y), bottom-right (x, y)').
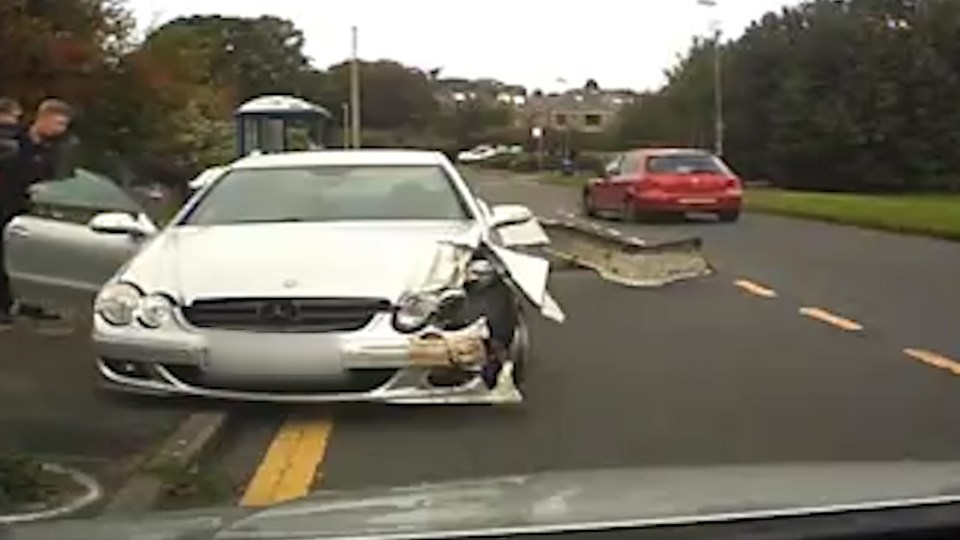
top-left (582, 148), bottom-right (743, 222)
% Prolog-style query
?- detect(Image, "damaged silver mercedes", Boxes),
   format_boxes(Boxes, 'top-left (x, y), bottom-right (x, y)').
top-left (3, 150), bottom-right (564, 404)
top-left (4, 149), bottom-right (711, 405)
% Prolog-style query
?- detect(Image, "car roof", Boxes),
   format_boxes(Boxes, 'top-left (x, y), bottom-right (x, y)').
top-left (231, 150), bottom-right (448, 170)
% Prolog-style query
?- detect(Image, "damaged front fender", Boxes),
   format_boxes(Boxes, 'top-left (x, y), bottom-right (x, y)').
top-left (407, 226), bottom-right (566, 328)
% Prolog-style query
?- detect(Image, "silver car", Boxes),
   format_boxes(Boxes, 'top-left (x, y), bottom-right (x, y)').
top-left (4, 150), bottom-right (563, 404)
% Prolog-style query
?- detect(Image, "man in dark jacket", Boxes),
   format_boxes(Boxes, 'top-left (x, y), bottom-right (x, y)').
top-left (0, 97), bottom-right (22, 160)
top-left (0, 98), bottom-right (74, 328)
top-left (0, 97), bottom-right (25, 328)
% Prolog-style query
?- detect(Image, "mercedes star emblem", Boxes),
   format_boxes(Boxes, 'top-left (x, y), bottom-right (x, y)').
top-left (259, 300), bottom-right (300, 324)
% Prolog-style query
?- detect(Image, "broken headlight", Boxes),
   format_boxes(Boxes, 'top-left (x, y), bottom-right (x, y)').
top-left (392, 292), bottom-right (440, 333)
top-left (392, 289), bottom-right (470, 334)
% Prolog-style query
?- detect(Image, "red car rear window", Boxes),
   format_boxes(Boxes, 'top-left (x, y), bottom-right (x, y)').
top-left (647, 154), bottom-right (730, 175)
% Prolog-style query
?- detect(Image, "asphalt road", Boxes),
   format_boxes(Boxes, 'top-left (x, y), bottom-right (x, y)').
top-left (212, 169), bottom-right (960, 504)
top-left (6, 168), bottom-right (960, 512)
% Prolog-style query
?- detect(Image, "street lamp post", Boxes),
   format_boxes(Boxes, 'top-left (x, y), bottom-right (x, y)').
top-left (341, 102), bottom-right (350, 149)
top-left (698, 0), bottom-right (724, 156)
top-left (350, 26), bottom-right (361, 149)
top-left (712, 25), bottom-right (724, 157)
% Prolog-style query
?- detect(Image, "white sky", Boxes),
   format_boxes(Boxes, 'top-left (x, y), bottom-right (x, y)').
top-left (126, 0), bottom-right (799, 92)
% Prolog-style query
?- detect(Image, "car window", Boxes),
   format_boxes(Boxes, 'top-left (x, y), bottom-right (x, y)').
top-left (646, 153), bottom-right (731, 175)
top-left (29, 168), bottom-right (141, 224)
top-left (181, 165), bottom-right (472, 226)
top-left (605, 155), bottom-right (623, 175)
top-left (621, 153), bottom-right (641, 175)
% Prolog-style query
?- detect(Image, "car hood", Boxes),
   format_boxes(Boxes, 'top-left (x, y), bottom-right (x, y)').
top-left (121, 221), bottom-right (478, 304)
top-left (11, 462), bottom-right (960, 540)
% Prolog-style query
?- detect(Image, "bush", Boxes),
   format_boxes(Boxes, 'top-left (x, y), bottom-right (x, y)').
top-left (471, 151), bottom-right (610, 174)
top-left (573, 153), bottom-right (607, 174)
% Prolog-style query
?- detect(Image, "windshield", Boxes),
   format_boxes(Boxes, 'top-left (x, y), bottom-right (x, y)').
top-left (182, 165), bottom-right (471, 225)
top-left (647, 154), bottom-right (730, 175)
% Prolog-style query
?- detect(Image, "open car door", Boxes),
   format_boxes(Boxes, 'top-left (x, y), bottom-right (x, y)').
top-left (3, 169), bottom-right (156, 316)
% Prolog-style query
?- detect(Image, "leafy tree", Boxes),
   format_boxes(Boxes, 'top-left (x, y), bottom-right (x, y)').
top-left (0, 0), bottom-right (133, 106)
top-left (319, 60), bottom-right (438, 130)
top-left (616, 0), bottom-right (960, 192)
top-left (142, 15), bottom-right (311, 104)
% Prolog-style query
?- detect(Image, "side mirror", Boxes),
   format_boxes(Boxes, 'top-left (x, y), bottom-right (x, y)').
top-left (490, 204), bottom-right (534, 229)
top-left (188, 166), bottom-right (227, 193)
top-left (89, 212), bottom-right (155, 238)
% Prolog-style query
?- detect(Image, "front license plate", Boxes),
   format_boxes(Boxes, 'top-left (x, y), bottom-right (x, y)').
top-left (204, 334), bottom-right (342, 376)
top-left (679, 198), bottom-right (717, 204)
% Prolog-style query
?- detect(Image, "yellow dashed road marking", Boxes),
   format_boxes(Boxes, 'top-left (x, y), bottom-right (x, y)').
top-left (734, 279), bottom-right (777, 298)
top-left (240, 416), bottom-right (333, 507)
top-left (905, 349), bottom-right (960, 375)
top-left (799, 307), bottom-right (864, 332)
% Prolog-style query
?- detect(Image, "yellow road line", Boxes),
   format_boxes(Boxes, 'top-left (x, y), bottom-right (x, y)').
top-left (905, 348), bottom-right (960, 375)
top-left (799, 307), bottom-right (864, 332)
top-left (734, 279), bottom-right (777, 298)
top-left (240, 416), bottom-right (333, 508)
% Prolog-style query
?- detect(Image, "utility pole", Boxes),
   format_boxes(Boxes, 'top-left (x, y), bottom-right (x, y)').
top-left (350, 26), bottom-right (361, 149)
top-left (341, 102), bottom-right (350, 149)
top-left (713, 25), bottom-right (724, 157)
top-left (698, 0), bottom-right (724, 156)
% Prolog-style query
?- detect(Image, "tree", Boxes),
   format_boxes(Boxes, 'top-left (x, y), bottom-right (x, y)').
top-left (615, 0), bottom-right (960, 191)
top-left (0, 0), bottom-right (133, 106)
top-left (319, 60), bottom-right (438, 131)
top-left (142, 15), bottom-right (312, 104)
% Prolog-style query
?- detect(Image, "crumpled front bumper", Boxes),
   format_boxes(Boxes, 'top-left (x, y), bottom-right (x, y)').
top-left (93, 313), bottom-right (522, 404)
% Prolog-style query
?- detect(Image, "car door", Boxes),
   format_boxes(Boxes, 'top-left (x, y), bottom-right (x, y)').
top-left (3, 169), bottom-right (154, 315)
top-left (610, 152), bottom-right (642, 206)
top-left (610, 153), bottom-right (640, 210)
top-left (593, 154), bottom-right (624, 210)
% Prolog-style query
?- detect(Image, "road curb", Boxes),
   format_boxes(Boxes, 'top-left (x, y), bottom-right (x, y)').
top-left (102, 411), bottom-right (227, 515)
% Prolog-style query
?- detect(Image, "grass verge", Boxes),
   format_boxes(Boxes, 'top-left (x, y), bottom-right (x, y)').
top-left (0, 456), bottom-right (57, 512)
top-left (746, 189), bottom-right (960, 241)
top-left (533, 172), bottom-right (589, 188)
top-left (149, 460), bottom-right (233, 511)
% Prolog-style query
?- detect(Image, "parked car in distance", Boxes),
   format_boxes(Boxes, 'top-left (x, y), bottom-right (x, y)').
top-left (582, 148), bottom-right (743, 222)
top-left (457, 145), bottom-right (499, 163)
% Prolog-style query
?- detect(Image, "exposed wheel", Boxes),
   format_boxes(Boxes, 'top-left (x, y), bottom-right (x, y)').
top-left (718, 210), bottom-right (740, 222)
top-left (508, 316), bottom-right (531, 388)
top-left (582, 190), bottom-right (596, 217)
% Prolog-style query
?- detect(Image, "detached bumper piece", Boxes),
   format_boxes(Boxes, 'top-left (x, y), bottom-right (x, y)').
top-left (537, 219), bottom-right (712, 287)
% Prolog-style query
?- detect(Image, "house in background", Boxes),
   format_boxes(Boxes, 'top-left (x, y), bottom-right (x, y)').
top-left (523, 88), bottom-right (636, 133)
top-left (433, 78), bottom-right (527, 108)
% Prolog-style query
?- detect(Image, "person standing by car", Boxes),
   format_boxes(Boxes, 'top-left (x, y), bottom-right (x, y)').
top-left (0, 97), bottom-right (25, 329)
top-left (0, 97), bottom-right (23, 160)
top-left (0, 98), bottom-right (74, 329)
